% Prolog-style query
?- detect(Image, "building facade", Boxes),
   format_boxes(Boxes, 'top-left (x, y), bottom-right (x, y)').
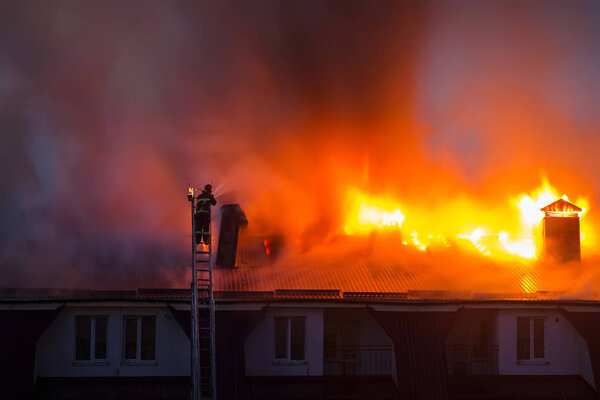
top-left (2, 288), bottom-right (600, 399)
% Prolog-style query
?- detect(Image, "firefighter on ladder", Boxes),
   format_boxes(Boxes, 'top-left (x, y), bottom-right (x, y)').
top-left (195, 184), bottom-right (217, 245)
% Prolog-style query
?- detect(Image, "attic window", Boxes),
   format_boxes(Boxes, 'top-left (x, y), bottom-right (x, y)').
top-left (274, 316), bottom-right (305, 361)
top-left (75, 316), bottom-right (107, 361)
top-left (123, 316), bottom-right (156, 362)
top-left (517, 317), bottom-right (546, 363)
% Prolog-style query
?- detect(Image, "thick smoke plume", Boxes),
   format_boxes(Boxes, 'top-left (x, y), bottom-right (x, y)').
top-left (1, 1), bottom-right (599, 290)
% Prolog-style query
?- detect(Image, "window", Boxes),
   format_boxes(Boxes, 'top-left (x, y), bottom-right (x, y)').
top-left (473, 321), bottom-right (490, 358)
top-left (75, 316), bottom-right (107, 361)
top-left (517, 317), bottom-right (545, 361)
top-left (123, 316), bottom-right (156, 361)
top-left (274, 316), bottom-right (305, 361)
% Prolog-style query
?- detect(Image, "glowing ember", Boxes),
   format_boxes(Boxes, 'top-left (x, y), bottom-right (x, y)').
top-left (410, 232), bottom-right (426, 251)
top-left (457, 228), bottom-right (491, 256)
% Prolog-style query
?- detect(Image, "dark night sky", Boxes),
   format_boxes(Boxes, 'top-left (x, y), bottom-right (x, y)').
top-left (1, 1), bottom-right (600, 288)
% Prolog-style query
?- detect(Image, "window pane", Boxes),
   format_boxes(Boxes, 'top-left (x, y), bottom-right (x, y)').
top-left (95, 317), bottom-right (107, 359)
top-left (516, 317), bottom-right (530, 360)
top-left (141, 316), bottom-right (156, 360)
top-left (124, 317), bottom-right (138, 359)
top-left (533, 319), bottom-right (544, 358)
top-left (274, 317), bottom-right (288, 359)
top-left (75, 316), bottom-right (91, 360)
top-left (290, 317), bottom-right (305, 361)
top-left (474, 321), bottom-right (489, 357)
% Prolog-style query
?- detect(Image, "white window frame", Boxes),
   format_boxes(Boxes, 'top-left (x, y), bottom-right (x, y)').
top-left (517, 316), bottom-right (548, 365)
top-left (73, 315), bottom-right (108, 365)
top-left (121, 315), bottom-right (157, 364)
top-left (273, 316), bottom-right (306, 363)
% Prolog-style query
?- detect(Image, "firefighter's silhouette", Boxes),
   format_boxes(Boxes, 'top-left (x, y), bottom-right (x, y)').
top-left (195, 184), bottom-right (217, 244)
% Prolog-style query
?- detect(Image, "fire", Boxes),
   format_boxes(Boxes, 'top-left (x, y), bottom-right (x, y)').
top-left (498, 232), bottom-right (535, 259)
top-left (457, 228), bottom-right (491, 256)
top-left (344, 189), bottom-right (405, 235)
top-left (515, 180), bottom-right (562, 226)
top-left (343, 180), bottom-right (590, 260)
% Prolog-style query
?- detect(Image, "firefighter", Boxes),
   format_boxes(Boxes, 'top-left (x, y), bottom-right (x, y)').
top-left (195, 184), bottom-right (217, 244)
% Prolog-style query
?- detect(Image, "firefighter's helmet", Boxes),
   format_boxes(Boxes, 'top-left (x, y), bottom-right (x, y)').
top-left (204, 184), bottom-right (213, 193)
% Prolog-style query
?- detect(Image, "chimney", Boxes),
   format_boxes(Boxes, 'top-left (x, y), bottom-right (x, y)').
top-left (540, 199), bottom-right (582, 263)
top-left (216, 204), bottom-right (248, 268)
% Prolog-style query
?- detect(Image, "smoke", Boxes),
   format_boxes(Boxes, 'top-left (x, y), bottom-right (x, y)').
top-left (0, 1), bottom-right (599, 291)
top-left (419, 0), bottom-right (600, 190)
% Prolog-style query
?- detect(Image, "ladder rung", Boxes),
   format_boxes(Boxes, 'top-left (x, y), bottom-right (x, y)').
top-left (197, 251), bottom-right (210, 254)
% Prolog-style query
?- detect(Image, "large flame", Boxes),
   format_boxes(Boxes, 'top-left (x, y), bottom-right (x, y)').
top-left (343, 180), bottom-right (590, 260)
top-left (344, 189), bottom-right (406, 235)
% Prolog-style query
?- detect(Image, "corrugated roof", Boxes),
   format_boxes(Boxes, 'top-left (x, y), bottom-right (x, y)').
top-left (213, 246), bottom-right (586, 300)
top-left (0, 246), bottom-right (595, 302)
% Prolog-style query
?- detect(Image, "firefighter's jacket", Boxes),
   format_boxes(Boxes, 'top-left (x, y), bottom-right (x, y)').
top-left (196, 191), bottom-right (217, 214)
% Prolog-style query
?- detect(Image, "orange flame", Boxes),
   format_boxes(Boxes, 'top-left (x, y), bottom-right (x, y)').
top-left (343, 180), bottom-right (590, 260)
top-left (344, 189), bottom-right (405, 235)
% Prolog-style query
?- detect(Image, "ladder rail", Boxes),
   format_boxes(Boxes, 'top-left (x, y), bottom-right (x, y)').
top-left (190, 193), bottom-right (200, 400)
top-left (208, 233), bottom-right (217, 399)
top-left (190, 186), bottom-right (217, 400)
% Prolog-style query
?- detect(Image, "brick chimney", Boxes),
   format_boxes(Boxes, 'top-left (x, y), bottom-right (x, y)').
top-left (216, 204), bottom-right (248, 268)
top-left (540, 199), bottom-right (582, 263)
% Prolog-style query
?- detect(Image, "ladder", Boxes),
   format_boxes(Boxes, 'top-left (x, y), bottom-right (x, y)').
top-left (189, 187), bottom-right (217, 400)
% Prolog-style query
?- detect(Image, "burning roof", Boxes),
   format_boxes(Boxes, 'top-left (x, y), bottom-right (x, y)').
top-left (541, 198), bottom-right (583, 214)
top-left (2, 2), bottom-right (600, 294)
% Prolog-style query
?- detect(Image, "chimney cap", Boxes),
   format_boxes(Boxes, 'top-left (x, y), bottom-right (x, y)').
top-left (540, 198), bottom-right (582, 214)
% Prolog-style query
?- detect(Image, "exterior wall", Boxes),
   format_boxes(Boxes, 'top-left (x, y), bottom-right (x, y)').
top-left (245, 307), bottom-right (323, 376)
top-left (445, 310), bottom-right (499, 375)
top-left (497, 309), bottom-right (594, 387)
top-left (324, 308), bottom-right (393, 346)
top-left (323, 307), bottom-right (396, 381)
top-left (36, 304), bottom-right (190, 378)
top-left (25, 299), bottom-right (600, 391)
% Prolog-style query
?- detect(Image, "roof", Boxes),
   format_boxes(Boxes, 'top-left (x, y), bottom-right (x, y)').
top-left (0, 288), bottom-right (189, 302)
top-left (0, 239), bottom-right (596, 302)
top-left (213, 241), bottom-right (591, 300)
top-left (540, 198), bottom-right (582, 213)
top-left (0, 287), bottom-right (587, 302)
